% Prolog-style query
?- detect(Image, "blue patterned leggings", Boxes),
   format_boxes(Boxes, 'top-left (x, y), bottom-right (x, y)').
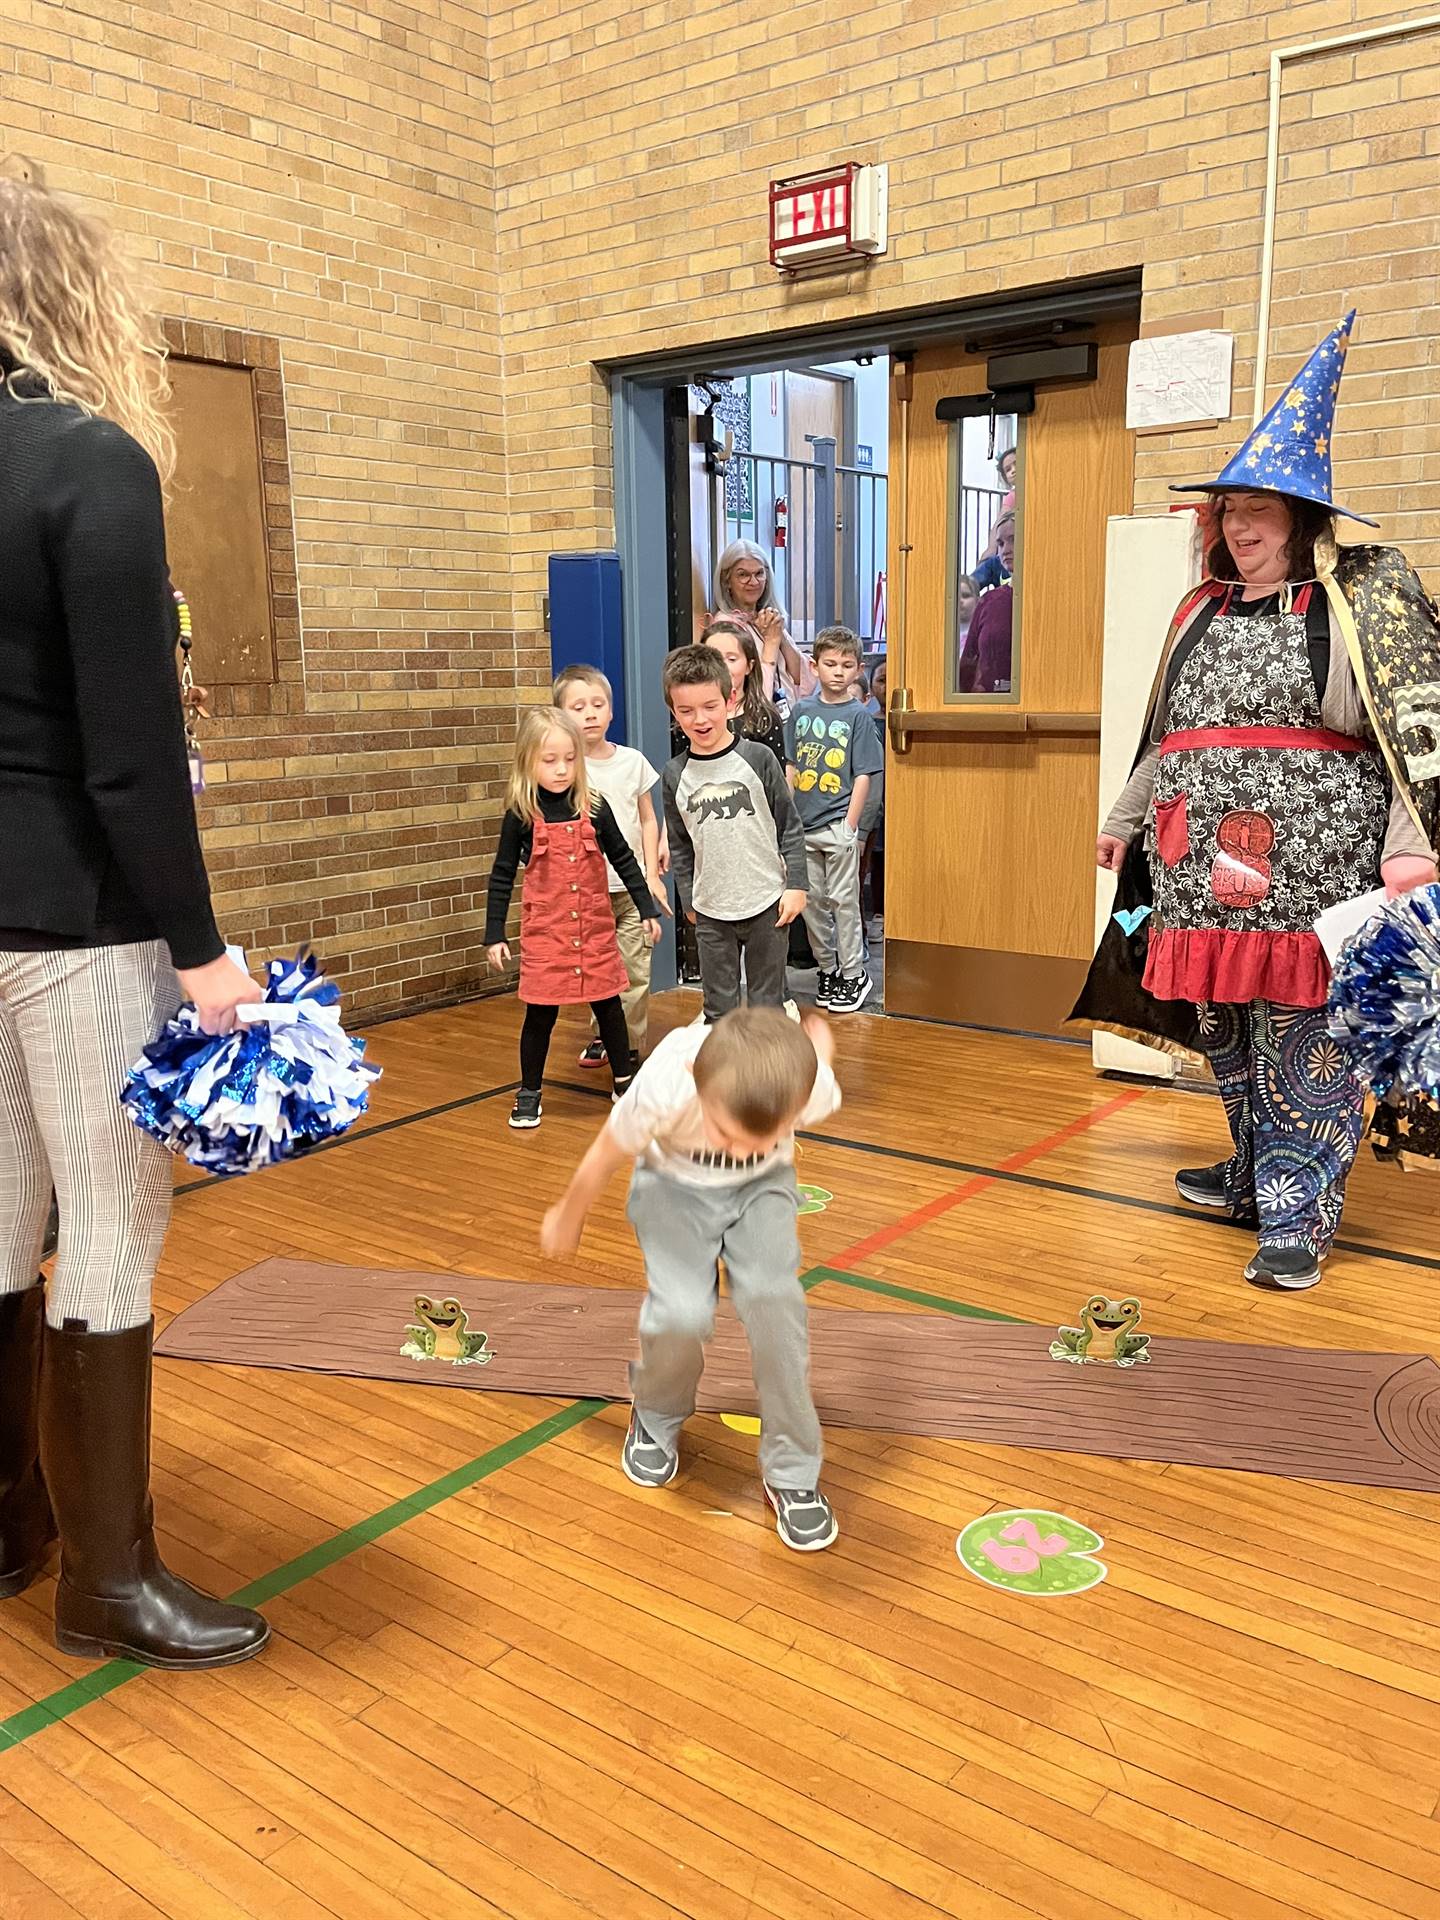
top-left (1197, 1001), bottom-right (1367, 1257)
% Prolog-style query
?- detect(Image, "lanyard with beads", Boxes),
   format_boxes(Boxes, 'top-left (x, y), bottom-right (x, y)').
top-left (174, 587), bottom-right (206, 793)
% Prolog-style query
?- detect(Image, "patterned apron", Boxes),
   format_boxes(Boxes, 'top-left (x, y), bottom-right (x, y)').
top-left (1145, 589), bottom-right (1390, 1008)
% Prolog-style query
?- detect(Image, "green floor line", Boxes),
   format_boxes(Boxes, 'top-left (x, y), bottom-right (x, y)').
top-left (804, 1264), bottom-right (1025, 1321)
top-left (0, 1396), bottom-right (606, 1755)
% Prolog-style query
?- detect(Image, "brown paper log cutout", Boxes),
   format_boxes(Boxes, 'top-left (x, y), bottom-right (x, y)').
top-left (154, 1259), bottom-right (1440, 1494)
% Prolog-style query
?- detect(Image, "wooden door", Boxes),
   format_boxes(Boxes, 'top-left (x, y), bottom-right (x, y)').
top-left (884, 324), bottom-right (1136, 1031)
top-left (784, 371), bottom-right (846, 642)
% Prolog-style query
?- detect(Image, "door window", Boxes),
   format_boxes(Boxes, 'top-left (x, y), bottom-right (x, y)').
top-left (947, 414), bottom-right (1022, 701)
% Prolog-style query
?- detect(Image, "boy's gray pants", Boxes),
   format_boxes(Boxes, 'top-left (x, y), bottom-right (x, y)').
top-left (625, 1160), bottom-right (822, 1487)
top-left (801, 821), bottom-right (863, 976)
top-left (693, 902), bottom-right (789, 1023)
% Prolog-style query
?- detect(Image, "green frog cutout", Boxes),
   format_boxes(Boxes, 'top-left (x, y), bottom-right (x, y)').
top-left (1050, 1295), bottom-right (1149, 1367)
top-left (401, 1294), bottom-right (492, 1366)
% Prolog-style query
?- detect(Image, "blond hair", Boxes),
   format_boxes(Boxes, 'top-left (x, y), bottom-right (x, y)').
top-left (505, 707), bottom-right (596, 825)
top-left (552, 663), bottom-right (613, 705)
top-left (0, 177), bottom-right (174, 483)
top-left (693, 1008), bottom-right (818, 1135)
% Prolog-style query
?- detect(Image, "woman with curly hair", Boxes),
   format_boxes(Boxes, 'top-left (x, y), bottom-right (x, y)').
top-left (0, 177), bottom-right (268, 1667)
top-left (1086, 314), bottom-right (1440, 1294)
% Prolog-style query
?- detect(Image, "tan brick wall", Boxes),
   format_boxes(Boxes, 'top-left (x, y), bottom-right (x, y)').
top-left (1, 0), bottom-right (518, 1011)
top-left (9, 0), bottom-right (1438, 1008)
top-left (490, 0), bottom-right (1440, 619)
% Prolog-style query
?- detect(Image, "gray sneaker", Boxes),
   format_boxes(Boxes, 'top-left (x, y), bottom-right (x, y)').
top-left (622, 1410), bottom-right (679, 1488)
top-left (764, 1483), bottom-right (838, 1552)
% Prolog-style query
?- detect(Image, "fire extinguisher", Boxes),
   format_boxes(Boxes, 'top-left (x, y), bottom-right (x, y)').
top-left (774, 495), bottom-right (788, 549)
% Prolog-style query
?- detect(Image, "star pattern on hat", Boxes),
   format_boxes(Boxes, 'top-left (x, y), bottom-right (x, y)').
top-left (1171, 311), bottom-right (1376, 525)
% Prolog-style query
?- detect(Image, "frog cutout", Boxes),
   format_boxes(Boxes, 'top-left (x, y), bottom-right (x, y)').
top-left (401, 1294), bottom-right (493, 1366)
top-left (1049, 1294), bottom-right (1150, 1367)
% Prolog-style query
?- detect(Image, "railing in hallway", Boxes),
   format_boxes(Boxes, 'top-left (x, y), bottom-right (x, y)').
top-left (711, 437), bottom-right (889, 643)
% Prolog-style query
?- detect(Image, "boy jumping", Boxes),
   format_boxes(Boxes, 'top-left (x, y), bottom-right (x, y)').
top-left (540, 1006), bottom-right (840, 1551)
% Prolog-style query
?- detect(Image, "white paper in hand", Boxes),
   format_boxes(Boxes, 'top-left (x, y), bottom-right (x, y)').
top-left (1315, 888), bottom-right (1387, 966)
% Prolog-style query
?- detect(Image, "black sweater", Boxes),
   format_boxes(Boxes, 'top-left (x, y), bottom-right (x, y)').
top-left (0, 379), bottom-right (223, 969)
top-left (484, 790), bottom-right (654, 944)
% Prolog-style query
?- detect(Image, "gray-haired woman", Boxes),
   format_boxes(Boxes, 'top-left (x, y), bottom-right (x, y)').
top-left (712, 538), bottom-right (815, 713)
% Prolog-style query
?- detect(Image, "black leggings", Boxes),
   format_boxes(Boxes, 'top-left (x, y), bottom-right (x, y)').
top-left (520, 997), bottom-right (631, 1091)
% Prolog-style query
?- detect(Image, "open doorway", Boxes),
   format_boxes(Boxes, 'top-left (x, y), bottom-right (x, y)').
top-left (676, 356), bottom-right (892, 1001)
top-left (608, 273), bottom-right (1144, 1014)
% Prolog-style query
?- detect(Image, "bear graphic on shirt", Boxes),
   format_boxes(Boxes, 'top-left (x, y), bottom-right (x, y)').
top-left (688, 779), bottom-right (757, 823)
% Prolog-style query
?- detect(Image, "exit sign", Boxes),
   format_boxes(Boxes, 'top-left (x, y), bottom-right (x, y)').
top-left (769, 164), bottom-right (888, 272)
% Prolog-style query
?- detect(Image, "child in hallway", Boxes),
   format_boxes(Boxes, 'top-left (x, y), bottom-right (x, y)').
top-left (661, 645), bottom-right (808, 1024)
top-left (540, 1006), bottom-right (841, 1551)
top-left (553, 665), bottom-right (671, 1071)
top-left (784, 625), bottom-right (884, 1013)
top-left (485, 707), bottom-right (661, 1129)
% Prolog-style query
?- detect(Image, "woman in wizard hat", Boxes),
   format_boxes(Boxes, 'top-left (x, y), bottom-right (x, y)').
top-left (1075, 312), bottom-right (1440, 1292)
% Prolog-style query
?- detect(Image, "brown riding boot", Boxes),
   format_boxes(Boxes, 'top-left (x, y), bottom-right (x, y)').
top-left (40, 1318), bottom-right (270, 1669)
top-left (0, 1283), bottom-right (56, 1599)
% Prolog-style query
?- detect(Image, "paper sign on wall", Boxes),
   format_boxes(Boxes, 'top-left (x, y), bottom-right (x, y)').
top-left (1125, 332), bottom-right (1234, 432)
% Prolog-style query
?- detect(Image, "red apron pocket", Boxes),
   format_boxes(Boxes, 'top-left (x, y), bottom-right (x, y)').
top-left (1153, 793), bottom-right (1190, 868)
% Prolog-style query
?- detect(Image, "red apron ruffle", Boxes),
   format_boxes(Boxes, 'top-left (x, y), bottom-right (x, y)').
top-left (1143, 926), bottom-right (1331, 1008)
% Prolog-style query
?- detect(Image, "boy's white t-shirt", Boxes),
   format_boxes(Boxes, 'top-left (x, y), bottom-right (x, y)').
top-left (607, 1023), bottom-right (841, 1188)
top-left (586, 744), bottom-right (659, 891)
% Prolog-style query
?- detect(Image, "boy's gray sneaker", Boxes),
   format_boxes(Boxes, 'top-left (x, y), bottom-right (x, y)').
top-left (622, 1410), bottom-right (679, 1488)
top-left (764, 1483), bottom-right (838, 1551)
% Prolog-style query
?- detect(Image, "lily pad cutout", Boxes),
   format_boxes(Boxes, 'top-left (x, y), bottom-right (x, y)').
top-left (956, 1508), bottom-right (1107, 1597)
top-left (797, 1184), bottom-right (832, 1216)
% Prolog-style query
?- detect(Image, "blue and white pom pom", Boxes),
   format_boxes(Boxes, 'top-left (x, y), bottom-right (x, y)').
top-left (1327, 882), bottom-right (1440, 1097)
top-left (121, 950), bottom-right (381, 1176)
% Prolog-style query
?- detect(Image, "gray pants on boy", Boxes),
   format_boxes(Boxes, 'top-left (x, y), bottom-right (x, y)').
top-left (625, 1160), bottom-right (822, 1488)
top-left (801, 821), bottom-right (864, 976)
top-left (693, 902), bottom-right (789, 1024)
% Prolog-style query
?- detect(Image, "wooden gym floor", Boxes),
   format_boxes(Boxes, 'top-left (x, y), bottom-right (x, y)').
top-left (3, 989), bottom-right (1440, 1920)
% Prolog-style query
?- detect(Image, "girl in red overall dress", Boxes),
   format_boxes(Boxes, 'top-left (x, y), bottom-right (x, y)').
top-left (486, 709), bottom-right (661, 1130)
top-left (1096, 313), bottom-right (1438, 1292)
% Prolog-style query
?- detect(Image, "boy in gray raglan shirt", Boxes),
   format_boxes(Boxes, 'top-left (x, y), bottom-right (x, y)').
top-left (661, 646), bottom-right (808, 1024)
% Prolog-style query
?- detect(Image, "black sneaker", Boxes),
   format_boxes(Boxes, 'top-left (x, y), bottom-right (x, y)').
top-left (1244, 1245), bottom-right (1323, 1291)
top-left (1175, 1163), bottom-right (1229, 1209)
top-left (611, 1074), bottom-right (634, 1105)
top-left (508, 1088), bottom-right (543, 1130)
top-left (577, 1039), bottom-right (607, 1069)
top-left (829, 973), bottom-right (873, 1015)
top-left (622, 1410), bottom-right (679, 1488)
top-left (764, 1484), bottom-right (838, 1552)
top-left (814, 970), bottom-right (839, 1008)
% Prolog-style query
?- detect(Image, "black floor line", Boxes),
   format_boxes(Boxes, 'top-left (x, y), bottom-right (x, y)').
top-left (170, 1064), bottom-right (1436, 1276)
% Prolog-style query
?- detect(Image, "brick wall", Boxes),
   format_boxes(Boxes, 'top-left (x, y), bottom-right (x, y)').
top-left (2, 0), bottom-right (519, 1011)
top-left (490, 0), bottom-right (1440, 613)
top-left (8, 0), bottom-right (1438, 1008)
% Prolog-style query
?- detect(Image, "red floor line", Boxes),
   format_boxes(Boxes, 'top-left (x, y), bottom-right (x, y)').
top-left (829, 1085), bottom-right (1151, 1268)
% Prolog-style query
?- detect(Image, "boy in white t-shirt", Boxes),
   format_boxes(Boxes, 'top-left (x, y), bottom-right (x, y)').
top-left (554, 665), bottom-right (670, 1064)
top-left (540, 1007), bottom-right (840, 1552)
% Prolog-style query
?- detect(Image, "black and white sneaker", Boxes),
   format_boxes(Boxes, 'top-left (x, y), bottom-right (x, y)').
top-left (828, 973), bottom-right (873, 1015)
top-left (1175, 1163), bottom-right (1231, 1210)
top-left (764, 1483), bottom-right (838, 1552)
top-left (1244, 1245), bottom-right (1323, 1291)
top-left (622, 1410), bottom-right (679, 1488)
top-left (814, 970), bottom-right (839, 1008)
top-left (611, 1074), bottom-right (634, 1105)
top-left (508, 1088), bottom-right (543, 1129)
top-left (577, 1039), bottom-right (607, 1069)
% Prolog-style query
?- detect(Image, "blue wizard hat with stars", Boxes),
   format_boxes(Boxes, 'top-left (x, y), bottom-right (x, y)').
top-left (1171, 310), bottom-right (1377, 527)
